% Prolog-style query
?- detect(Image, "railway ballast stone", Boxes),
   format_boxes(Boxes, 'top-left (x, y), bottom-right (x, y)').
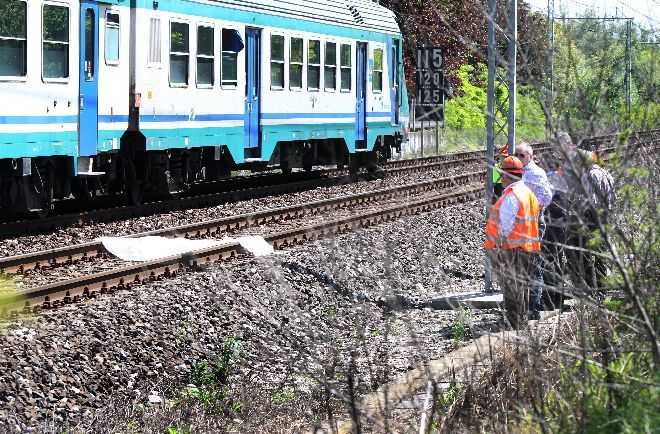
top-left (0, 201), bottom-right (494, 432)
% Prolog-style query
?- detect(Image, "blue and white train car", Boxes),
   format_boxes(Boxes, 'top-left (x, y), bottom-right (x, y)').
top-left (0, 0), bottom-right (130, 212)
top-left (0, 0), bottom-right (409, 212)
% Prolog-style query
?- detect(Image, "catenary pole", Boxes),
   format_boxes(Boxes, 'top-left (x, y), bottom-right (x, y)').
top-left (625, 20), bottom-right (632, 123)
top-left (507, 0), bottom-right (517, 155)
top-left (485, 0), bottom-right (518, 293)
top-left (484, 0), bottom-right (497, 293)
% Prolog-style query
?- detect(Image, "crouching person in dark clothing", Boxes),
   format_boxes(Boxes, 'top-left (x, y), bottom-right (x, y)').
top-left (564, 149), bottom-right (616, 297)
top-left (543, 161), bottom-right (570, 308)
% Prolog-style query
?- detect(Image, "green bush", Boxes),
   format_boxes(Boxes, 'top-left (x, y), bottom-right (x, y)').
top-left (443, 64), bottom-right (546, 149)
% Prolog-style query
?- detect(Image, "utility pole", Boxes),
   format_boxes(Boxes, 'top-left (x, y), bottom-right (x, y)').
top-left (625, 19), bottom-right (632, 123)
top-left (507, 0), bottom-right (517, 153)
top-left (547, 0), bottom-right (555, 135)
top-left (484, 0), bottom-right (518, 292)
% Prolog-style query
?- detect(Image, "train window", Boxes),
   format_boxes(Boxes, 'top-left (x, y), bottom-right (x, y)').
top-left (148, 18), bottom-right (161, 64)
top-left (373, 48), bottom-right (383, 92)
top-left (83, 9), bottom-right (95, 80)
top-left (270, 34), bottom-right (284, 89)
top-left (221, 28), bottom-right (241, 87)
top-left (42, 4), bottom-right (70, 80)
top-left (0, 0), bottom-right (27, 77)
top-left (196, 25), bottom-right (214, 87)
top-left (289, 37), bottom-right (303, 90)
top-left (340, 44), bottom-right (351, 91)
top-left (105, 12), bottom-right (120, 65)
top-left (169, 21), bottom-right (189, 86)
top-left (307, 39), bottom-right (320, 91)
top-left (324, 42), bottom-right (336, 91)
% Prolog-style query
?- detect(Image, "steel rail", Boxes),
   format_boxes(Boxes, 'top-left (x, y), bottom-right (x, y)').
top-left (0, 149), bottom-right (498, 238)
top-left (1, 185), bottom-right (484, 316)
top-left (0, 171), bottom-right (487, 275)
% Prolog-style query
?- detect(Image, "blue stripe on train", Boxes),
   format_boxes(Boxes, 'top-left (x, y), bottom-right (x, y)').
top-left (0, 115), bottom-right (78, 124)
top-left (0, 112), bottom-right (392, 125)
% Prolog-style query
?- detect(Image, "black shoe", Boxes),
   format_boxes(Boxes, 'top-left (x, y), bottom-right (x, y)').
top-left (528, 310), bottom-right (541, 321)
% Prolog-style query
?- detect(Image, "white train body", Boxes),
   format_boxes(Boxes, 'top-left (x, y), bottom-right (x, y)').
top-left (0, 0), bottom-right (409, 212)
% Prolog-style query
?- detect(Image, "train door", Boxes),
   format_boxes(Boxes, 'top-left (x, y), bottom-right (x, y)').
top-left (244, 28), bottom-right (261, 159)
top-left (390, 39), bottom-right (400, 125)
top-left (355, 42), bottom-right (367, 150)
top-left (79, 0), bottom-right (99, 158)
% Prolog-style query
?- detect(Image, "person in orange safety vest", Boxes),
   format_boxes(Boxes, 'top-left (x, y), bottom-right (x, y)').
top-left (485, 155), bottom-right (542, 329)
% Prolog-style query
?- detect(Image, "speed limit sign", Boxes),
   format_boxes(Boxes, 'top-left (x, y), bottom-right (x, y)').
top-left (415, 47), bottom-right (444, 122)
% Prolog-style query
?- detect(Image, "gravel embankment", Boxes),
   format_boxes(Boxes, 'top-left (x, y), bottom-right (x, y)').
top-left (14, 183), bottom-right (482, 289)
top-left (0, 163), bottom-right (482, 258)
top-left (0, 200), bottom-right (492, 432)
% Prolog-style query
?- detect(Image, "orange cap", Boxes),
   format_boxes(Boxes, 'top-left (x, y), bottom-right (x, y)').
top-left (501, 156), bottom-right (524, 175)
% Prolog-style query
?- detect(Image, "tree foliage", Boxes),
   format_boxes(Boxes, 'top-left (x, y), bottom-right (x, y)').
top-left (551, 17), bottom-right (660, 136)
top-left (0, 0), bottom-right (26, 38)
top-left (444, 63), bottom-right (545, 140)
top-left (380, 0), bottom-right (548, 93)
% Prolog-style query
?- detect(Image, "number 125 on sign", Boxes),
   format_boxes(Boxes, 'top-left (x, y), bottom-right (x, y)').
top-left (418, 88), bottom-right (442, 105)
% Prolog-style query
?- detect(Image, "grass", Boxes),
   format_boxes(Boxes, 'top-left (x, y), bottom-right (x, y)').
top-left (177, 338), bottom-right (243, 411)
top-left (451, 307), bottom-right (472, 343)
top-left (271, 387), bottom-right (297, 405)
top-left (401, 126), bottom-right (544, 159)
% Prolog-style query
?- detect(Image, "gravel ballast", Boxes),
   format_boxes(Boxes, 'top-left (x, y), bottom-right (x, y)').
top-left (0, 200), bottom-right (493, 432)
top-left (0, 164), bottom-right (482, 258)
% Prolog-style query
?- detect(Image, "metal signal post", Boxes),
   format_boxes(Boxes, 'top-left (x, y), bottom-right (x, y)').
top-left (485, 0), bottom-right (518, 292)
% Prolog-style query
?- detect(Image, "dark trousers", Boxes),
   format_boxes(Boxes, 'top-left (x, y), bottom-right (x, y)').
top-left (492, 249), bottom-right (536, 329)
top-left (566, 225), bottom-right (609, 295)
top-left (542, 221), bottom-right (567, 307)
top-left (530, 215), bottom-right (545, 312)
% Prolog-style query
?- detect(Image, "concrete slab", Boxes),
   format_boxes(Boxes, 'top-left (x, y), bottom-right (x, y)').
top-left (428, 291), bottom-right (503, 310)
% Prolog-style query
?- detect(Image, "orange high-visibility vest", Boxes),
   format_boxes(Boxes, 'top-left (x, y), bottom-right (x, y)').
top-left (484, 183), bottom-right (541, 252)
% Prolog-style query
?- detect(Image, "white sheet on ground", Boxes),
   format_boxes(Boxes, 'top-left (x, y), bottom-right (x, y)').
top-left (232, 235), bottom-right (274, 257)
top-left (100, 235), bottom-right (274, 262)
top-left (100, 236), bottom-right (230, 262)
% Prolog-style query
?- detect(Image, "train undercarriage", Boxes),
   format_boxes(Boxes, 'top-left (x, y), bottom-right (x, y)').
top-left (0, 134), bottom-right (400, 216)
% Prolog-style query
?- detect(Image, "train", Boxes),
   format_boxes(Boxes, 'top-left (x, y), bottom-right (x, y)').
top-left (0, 0), bottom-right (410, 215)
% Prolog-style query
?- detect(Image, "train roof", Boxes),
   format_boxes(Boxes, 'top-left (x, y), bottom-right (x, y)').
top-left (207, 0), bottom-right (401, 35)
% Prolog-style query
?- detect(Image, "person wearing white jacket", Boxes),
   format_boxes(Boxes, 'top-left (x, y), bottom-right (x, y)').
top-left (514, 142), bottom-right (554, 319)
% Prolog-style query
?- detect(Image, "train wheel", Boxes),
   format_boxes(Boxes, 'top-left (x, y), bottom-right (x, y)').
top-left (123, 159), bottom-right (144, 206)
top-left (348, 156), bottom-right (360, 178)
top-left (72, 177), bottom-right (96, 202)
top-left (31, 163), bottom-right (54, 218)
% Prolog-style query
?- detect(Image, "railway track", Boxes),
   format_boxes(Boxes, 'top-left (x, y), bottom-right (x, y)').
top-left (0, 172), bottom-right (485, 316)
top-left (2, 128), bottom-right (657, 239)
top-left (1, 170), bottom-right (486, 275)
top-left (1, 131), bottom-right (656, 316)
top-left (0, 148), bottom-right (498, 238)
